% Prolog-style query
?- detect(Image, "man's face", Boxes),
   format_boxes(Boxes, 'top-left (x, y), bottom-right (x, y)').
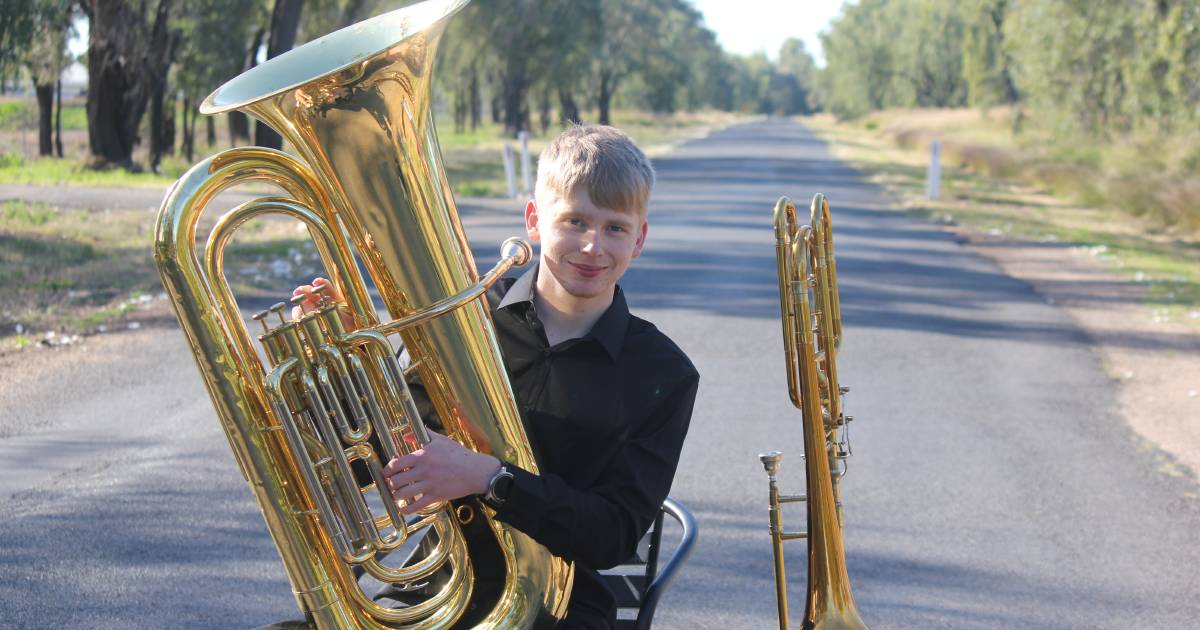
top-left (525, 186), bottom-right (648, 302)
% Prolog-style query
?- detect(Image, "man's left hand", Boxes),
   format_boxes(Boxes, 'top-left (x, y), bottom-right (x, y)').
top-left (383, 433), bottom-right (502, 515)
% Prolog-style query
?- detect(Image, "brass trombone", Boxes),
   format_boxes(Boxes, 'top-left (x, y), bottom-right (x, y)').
top-left (759, 194), bottom-right (868, 630)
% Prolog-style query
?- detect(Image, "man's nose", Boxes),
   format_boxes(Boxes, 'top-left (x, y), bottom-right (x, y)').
top-left (580, 229), bottom-right (602, 254)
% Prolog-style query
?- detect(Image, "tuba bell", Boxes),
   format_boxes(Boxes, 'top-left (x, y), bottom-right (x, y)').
top-left (153, 0), bottom-right (572, 627)
top-left (758, 194), bottom-right (868, 630)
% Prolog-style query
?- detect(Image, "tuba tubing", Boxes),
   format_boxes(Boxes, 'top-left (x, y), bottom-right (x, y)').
top-left (154, 1), bottom-right (571, 627)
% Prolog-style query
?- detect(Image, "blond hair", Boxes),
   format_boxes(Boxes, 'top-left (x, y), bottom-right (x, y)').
top-left (535, 125), bottom-right (655, 216)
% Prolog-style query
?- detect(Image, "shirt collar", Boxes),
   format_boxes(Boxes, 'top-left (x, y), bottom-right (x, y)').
top-left (498, 263), bottom-right (630, 360)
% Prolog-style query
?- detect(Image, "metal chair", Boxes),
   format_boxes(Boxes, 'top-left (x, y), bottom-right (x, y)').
top-left (599, 497), bottom-right (699, 630)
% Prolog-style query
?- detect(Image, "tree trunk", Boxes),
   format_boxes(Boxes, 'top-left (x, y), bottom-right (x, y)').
top-left (54, 79), bottom-right (63, 157)
top-left (539, 89), bottom-right (551, 135)
top-left (490, 93), bottom-right (502, 124)
top-left (453, 82), bottom-right (467, 133)
top-left (469, 69), bottom-right (480, 130)
top-left (35, 83), bottom-right (53, 156)
top-left (85, 3), bottom-right (145, 168)
top-left (164, 89), bottom-right (177, 156)
top-left (181, 95), bottom-right (193, 162)
top-left (149, 81), bottom-right (165, 172)
top-left (83, 0), bottom-right (176, 170)
top-left (558, 89), bottom-right (580, 126)
top-left (597, 71), bottom-right (617, 126)
top-left (502, 62), bottom-right (528, 137)
top-left (206, 113), bottom-right (216, 147)
top-left (229, 27), bottom-right (265, 145)
top-left (255, 0), bottom-right (304, 149)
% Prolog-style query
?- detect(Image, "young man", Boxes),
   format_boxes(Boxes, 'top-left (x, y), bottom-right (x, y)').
top-left (294, 125), bottom-right (698, 629)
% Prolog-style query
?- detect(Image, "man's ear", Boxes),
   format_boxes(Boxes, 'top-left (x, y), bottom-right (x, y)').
top-left (524, 199), bottom-right (540, 242)
top-left (631, 220), bottom-right (648, 259)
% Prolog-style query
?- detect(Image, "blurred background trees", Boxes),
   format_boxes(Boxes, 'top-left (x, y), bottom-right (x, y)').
top-left (0, 0), bottom-right (819, 172)
top-left (5, 0), bottom-right (1196, 172)
top-left (817, 0), bottom-right (1200, 137)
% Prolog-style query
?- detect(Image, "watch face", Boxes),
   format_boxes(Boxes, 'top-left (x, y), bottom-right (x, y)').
top-left (494, 473), bottom-right (514, 499)
top-left (487, 468), bottom-right (514, 508)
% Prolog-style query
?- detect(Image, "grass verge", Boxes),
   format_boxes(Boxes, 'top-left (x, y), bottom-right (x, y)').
top-left (1, 109), bottom-right (749, 350)
top-left (803, 110), bottom-right (1200, 326)
top-left (0, 199), bottom-right (321, 350)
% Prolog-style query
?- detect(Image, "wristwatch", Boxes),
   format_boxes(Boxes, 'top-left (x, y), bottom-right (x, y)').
top-left (482, 465), bottom-right (514, 510)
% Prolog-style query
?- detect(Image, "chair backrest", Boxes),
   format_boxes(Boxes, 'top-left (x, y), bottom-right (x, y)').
top-left (599, 497), bottom-right (698, 630)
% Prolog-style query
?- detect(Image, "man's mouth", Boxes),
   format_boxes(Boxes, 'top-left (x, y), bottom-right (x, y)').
top-left (569, 262), bottom-right (606, 278)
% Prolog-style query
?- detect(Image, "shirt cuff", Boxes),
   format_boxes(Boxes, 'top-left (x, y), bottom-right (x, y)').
top-left (492, 463), bottom-right (543, 531)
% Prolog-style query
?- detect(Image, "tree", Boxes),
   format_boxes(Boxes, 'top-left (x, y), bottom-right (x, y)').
top-left (962, 0), bottom-right (1018, 109)
top-left (174, 0), bottom-right (267, 161)
top-left (819, 0), bottom-right (894, 118)
top-left (776, 38), bottom-right (818, 114)
top-left (591, 0), bottom-right (660, 125)
top-left (254, 0), bottom-right (304, 150)
top-left (78, 0), bottom-right (177, 170)
top-left (1, 2), bottom-right (38, 72)
top-left (13, 1), bottom-right (73, 158)
top-left (450, 0), bottom-right (576, 137)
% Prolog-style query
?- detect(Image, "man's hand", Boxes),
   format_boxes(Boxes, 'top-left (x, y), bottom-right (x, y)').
top-left (291, 276), bottom-right (355, 330)
top-left (383, 433), bottom-right (502, 515)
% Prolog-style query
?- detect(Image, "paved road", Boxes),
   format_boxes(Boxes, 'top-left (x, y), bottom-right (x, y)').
top-left (2, 120), bottom-right (1198, 629)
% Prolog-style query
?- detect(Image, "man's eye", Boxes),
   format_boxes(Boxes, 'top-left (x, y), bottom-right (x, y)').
top-left (608, 225), bottom-right (627, 234)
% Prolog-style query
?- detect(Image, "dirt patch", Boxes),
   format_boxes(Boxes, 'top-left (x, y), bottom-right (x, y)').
top-left (952, 227), bottom-right (1200, 480)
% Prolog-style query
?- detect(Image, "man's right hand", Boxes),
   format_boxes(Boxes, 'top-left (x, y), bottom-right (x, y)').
top-left (291, 277), bottom-right (356, 330)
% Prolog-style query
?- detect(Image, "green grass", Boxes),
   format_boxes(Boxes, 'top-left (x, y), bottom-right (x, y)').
top-left (806, 111), bottom-right (1200, 326)
top-left (0, 154), bottom-right (180, 187)
top-left (0, 100), bottom-right (87, 130)
top-left (0, 199), bottom-right (325, 346)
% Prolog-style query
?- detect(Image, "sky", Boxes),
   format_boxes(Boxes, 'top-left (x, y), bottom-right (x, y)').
top-left (688, 0), bottom-right (845, 66)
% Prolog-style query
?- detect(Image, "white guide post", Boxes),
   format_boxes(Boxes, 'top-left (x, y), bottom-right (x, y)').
top-left (927, 140), bottom-right (941, 199)
top-left (503, 143), bottom-right (517, 198)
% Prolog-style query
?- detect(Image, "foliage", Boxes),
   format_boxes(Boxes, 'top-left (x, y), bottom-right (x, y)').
top-left (820, 0), bottom-right (1200, 136)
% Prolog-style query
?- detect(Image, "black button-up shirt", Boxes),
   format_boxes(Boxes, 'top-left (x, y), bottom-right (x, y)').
top-left (408, 265), bottom-right (699, 627)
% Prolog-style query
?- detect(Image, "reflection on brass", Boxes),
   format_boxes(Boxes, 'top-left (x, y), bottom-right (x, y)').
top-left (152, 0), bottom-right (571, 627)
top-left (759, 194), bottom-right (868, 630)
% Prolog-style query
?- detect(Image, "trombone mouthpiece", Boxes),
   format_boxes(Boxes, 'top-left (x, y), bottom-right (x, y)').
top-left (759, 451), bottom-right (783, 476)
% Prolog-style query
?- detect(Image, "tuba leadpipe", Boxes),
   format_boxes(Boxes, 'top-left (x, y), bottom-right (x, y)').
top-left (153, 0), bottom-right (571, 627)
top-left (759, 194), bottom-right (867, 630)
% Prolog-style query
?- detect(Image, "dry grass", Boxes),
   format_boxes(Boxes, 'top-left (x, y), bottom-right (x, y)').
top-left (844, 108), bottom-right (1200, 233)
top-left (0, 200), bottom-right (321, 349)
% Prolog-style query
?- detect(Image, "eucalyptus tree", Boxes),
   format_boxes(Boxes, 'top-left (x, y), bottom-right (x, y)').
top-left (19, 1), bottom-right (73, 157)
top-left (78, 0), bottom-right (177, 170)
top-left (819, 0), bottom-right (894, 118)
top-left (962, 0), bottom-right (1017, 109)
top-left (173, 0), bottom-right (269, 160)
top-left (777, 38), bottom-right (817, 114)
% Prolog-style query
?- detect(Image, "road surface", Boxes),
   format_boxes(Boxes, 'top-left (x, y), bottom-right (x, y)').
top-left (1, 119), bottom-right (1197, 629)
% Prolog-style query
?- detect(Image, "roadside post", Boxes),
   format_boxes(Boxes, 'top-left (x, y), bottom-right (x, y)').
top-left (927, 140), bottom-right (941, 199)
top-left (503, 143), bottom-right (517, 198)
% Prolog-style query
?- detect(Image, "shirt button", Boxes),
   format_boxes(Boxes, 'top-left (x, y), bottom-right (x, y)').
top-left (542, 349), bottom-right (552, 358)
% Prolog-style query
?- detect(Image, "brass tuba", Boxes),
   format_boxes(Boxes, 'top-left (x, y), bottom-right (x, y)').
top-left (758, 194), bottom-right (868, 630)
top-left (153, 0), bottom-right (571, 627)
